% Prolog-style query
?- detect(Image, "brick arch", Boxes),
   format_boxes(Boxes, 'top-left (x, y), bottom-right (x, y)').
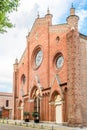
top-left (44, 93), bottom-right (48, 96)
top-left (50, 90), bottom-right (60, 102)
top-left (43, 93), bottom-right (45, 97)
top-left (21, 74), bottom-right (26, 84)
top-left (53, 51), bottom-right (64, 63)
top-left (17, 99), bottom-right (22, 107)
top-left (29, 86), bottom-right (38, 99)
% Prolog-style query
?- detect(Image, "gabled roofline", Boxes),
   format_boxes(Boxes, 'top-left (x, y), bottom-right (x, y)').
top-left (18, 47), bottom-right (27, 65)
top-left (0, 92), bottom-right (13, 96)
top-left (79, 33), bottom-right (87, 40)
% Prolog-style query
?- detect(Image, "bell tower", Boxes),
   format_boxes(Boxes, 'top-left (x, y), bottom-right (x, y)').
top-left (45, 8), bottom-right (53, 25)
top-left (67, 4), bottom-right (79, 30)
top-left (66, 5), bottom-right (82, 125)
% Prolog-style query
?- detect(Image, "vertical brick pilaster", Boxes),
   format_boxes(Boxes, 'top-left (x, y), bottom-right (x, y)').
top-left (66, 30), bottom-right (82, 126)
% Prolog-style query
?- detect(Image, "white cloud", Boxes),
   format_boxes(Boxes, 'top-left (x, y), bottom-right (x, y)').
top-left (0, 0), bottom-right (87, 93)
top-left (76, 9), bottom-right (87, 31)
top-left (77, 0), bottom-right (87, 9)
top-left (12, 3), bottom-right (39, 30)
top-left (0, 83), bottom-right (12, 92)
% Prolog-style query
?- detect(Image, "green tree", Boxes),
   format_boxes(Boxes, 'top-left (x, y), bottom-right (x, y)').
top-left (0, 0), bottom-right (20, 33)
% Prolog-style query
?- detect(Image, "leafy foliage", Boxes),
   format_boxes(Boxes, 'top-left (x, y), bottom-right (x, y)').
top-left (32, 111), bottom-right (39, 117)
top-left (0, 0), bottom-right (19, 33)
top-left (23, 111), bottom-right (30, 117)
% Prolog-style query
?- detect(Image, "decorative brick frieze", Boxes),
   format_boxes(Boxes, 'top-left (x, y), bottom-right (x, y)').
top-left (49, 24), bottom-right (68, 33)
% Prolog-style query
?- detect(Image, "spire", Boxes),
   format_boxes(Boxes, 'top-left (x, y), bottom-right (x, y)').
top-left (70, 3), bottom-right (75, 15)
top-left (47, 7), bottom-right (50, 15)
top-left (15, 58), bottom-right (18, 64)
top-left (37, 11), bottom-right (40, 18)
top-left (45, 7), bottom-right (52, 25)
top-left (66, 4), bottom-right (79, 30)
top-left (72, 3), bottom-right (73, 8)
top-left (14, 58), bottom-right (18, 72)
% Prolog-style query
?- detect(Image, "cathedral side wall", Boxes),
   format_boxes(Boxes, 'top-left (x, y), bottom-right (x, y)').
top-left (17, 48), bottom-right (28, 99)
top-left (80, 37), bottom-right (87, 125)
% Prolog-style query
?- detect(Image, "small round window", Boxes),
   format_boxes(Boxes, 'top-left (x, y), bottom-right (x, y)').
top-left (56, 56), bottom-right (64, 69)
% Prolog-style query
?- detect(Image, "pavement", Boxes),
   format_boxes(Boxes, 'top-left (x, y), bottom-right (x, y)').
top-left (0, 119), bottom-right (87, 130)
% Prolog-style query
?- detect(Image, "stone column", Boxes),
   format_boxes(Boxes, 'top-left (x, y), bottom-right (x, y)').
top-left (55, 95), bottom-right (62, 124)
top-left (21, 102), bottom-right (24, 120)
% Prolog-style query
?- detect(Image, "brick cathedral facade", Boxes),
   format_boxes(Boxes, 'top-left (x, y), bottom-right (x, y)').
top-left (13, 7), bottom-right (87, 126)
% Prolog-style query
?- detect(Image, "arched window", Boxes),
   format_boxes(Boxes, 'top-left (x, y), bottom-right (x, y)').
top-left (21, 74), bottom-right (26, 85)
top-left (53, 52), bottom-right (64, 70)
top-left (56, 36), bottom-right (60, 43)
top-left (31, 45), bottom-right (43, 69)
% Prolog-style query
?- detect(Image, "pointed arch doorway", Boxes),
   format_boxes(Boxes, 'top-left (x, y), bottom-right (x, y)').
top-left (34, 89), bottom-right (40, 113)
top-left (29, 85), bottom-right (43, 122)
top-left (50, 91), bottom-right (63, 124)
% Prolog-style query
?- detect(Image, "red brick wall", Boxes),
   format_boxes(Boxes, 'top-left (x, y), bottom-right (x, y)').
top-left (66, 30), bottom-right (82, 125)
top-left (2, 109), bottom-right (9, 119)
top-left (13, 8), bottom-right (87, 126)
top-left (0, 92), bottom-right (13, 119)
top-left (0, 92), bottom-right (13, 108)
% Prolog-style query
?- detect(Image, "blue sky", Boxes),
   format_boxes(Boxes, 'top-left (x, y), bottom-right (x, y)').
top-left (0, 0), bottom-right (87, 92)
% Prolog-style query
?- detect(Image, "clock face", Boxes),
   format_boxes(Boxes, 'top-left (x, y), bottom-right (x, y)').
top-left (56, 56), bottom-right (64, 69)
top-left (35, 50), bottom-right (43, 67)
